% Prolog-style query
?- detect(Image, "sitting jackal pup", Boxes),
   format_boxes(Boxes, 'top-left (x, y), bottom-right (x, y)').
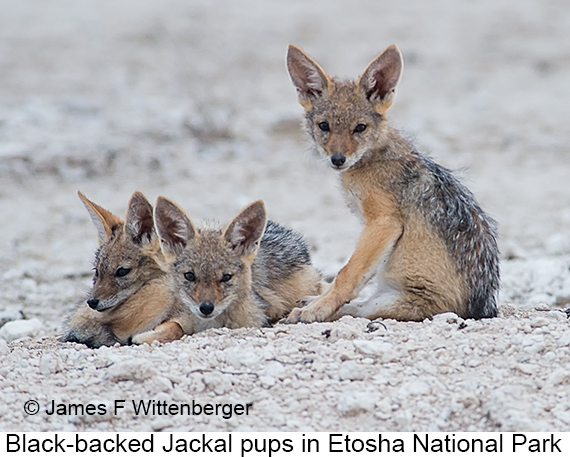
top-left (154, 197), bottom-right (322, 330)
top-left (62, 191), bottom-right (193, 347)
top-left (285, 44), bottom-right (499, 322)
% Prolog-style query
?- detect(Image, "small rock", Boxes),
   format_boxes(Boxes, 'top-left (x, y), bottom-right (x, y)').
top-left (366, 321), bottom-right (387, 333)
top-left (337, 392), bottom-right (375, 416)
top-left (39, 353), bottom-right (61, 375)
top-left (432, 312), bottom-right (462, 324)
top-left (106, 360), bottom-right (156, 382)
top-left (0, 311), bottom-right (24, 328)
top-left (259, 376), bottom-right (276, 388)
top-left (529, 316), bottom-right (551, 328)
top-left (338, 361), bottom-right (367, 381)
top-left (202, 372), bottom-right (232, 395)
top-left (398, 380), bottom-right (431, 397)
top-left (557, 333), bottom-right (570, 347)
top-left (0, 318), bottom-right (43, 342)
top-left (150, 376), bottom-right (173, 393)
top-left (223, 346), bottom-right (262, 368)
top-left (545, 369), bottom-right (570, 387)
top-left (466, 358), bottom-right (481, 368)
top-left (262, 361), bottom-right (286, 380)
top-left (353, 340), bottom-right (398, 362)
top-left (151, 418), bottom-right (172, 431)
top-left (515, 364), bottom-right (535, 375)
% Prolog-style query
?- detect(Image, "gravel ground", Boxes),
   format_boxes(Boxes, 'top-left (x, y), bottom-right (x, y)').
top-left (0, 0), bottom-right (569, 432)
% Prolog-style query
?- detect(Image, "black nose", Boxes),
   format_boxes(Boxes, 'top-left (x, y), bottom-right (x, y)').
top-left (87, 297), bottom-right (100, 309)
top-left (331, 154), bottom-right (346, 167)
top-left (199, 301), bottom-right (215, 316)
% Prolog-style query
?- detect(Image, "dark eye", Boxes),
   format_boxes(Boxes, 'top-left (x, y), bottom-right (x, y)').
top-left (93, 268), bottom-right (99, 278)
top-left (353, 123), bottom-right (367, 133)
top-left (221, 273), bottom-right (232, 283)
top-left (184, 271), bottom-right (196, 282)
top-left (115, 267), bottom-right (131, 277)
top-left (318, 121), bottom-right (330, 132)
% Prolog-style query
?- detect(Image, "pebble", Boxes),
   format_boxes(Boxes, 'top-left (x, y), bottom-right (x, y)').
top-left (106, 360), bottom-right (156, 382)
top-left (352, 339), bottom-right (398, 362)
top-left (338, 361), bottom-right (367, 381)
top-left (39, 353), bottom-right (61, 375)
top-left (558, 333), bottom-right (570, 347)
top-left (0, 311), bottom-right (24, 327)
top-left (431, 312), bottom-right (463, 325)
top-left (544, 369), bottom-right (570, 387)
top-left (398, 380), bottom-right (432, 397)
top-left (0, 318), bottom-right (43, 342)
top-left (337, 392), bottom-right (375, 416)
top-left (262, 361), bottom-right (286, 380)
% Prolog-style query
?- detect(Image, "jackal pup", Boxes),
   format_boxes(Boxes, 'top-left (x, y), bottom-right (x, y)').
top-left (154, 197), bottom-right (322, 331)
top-left (285, 44), bottom-right (499, 322)
top-left (62, 191), bottom-right (193, 347)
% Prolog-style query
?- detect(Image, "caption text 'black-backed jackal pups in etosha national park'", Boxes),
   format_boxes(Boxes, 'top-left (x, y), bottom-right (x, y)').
top-left (154, 197), bottom-right (322, 333)
top-left (285, 44), bottom-right (499, 323)
top-left (63, 192), bottom-right (323, 348)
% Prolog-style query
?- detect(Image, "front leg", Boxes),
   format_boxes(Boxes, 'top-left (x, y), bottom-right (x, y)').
top-left (61, 306), bottom-right (121, 348)
top-left (131, 320), bottom-right (185, 345)
top-left (286, 216), bottom-right (402, 323)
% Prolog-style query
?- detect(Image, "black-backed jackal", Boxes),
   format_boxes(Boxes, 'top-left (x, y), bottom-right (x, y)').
top-left (62, 191), bottom-right (192, 347)
top-left (285, 44), bottom-right (499, 322)
top-left (154, 197), bottom-right (322, 331)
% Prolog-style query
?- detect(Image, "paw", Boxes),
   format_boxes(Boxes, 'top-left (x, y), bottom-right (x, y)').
top-left (285, 295), bottom-right (337, 323)
top-left (131, 321), bottom-right (185, 345)
top-left (130, 331), bottom-right (155, 345)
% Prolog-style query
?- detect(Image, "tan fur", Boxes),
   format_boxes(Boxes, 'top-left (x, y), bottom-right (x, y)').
top-left (155, 197), bottom-right (323, 329)
top-left (132, 321), bottom-right (185, 345)
top-left (62, 192), bottom-right (192, 347)
top-left (260, 265), bottom-right (323, 323)
top-left (66, 279), bottom-right (190, 345)
top-left (285, 44), bottom-right (480, 323)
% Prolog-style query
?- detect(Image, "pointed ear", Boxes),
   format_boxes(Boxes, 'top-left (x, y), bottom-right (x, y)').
top-left (124, 191), bottom-right (155, 245)
top-left (77, 191), bottom-right (123, 244)
top-left (154, 197), bottom-right (197, 255)
top-left (286, 44), bottom-right (331, 111)
top-left (357, 44), bottom-right (403, 114)
top-left (223, 200), bottom-right (267, 257)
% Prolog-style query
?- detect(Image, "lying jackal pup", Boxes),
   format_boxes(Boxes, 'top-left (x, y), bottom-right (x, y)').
top-left (154, 197), bottom-right (322, 331)
top-left (62, 191), bottom-right (192, 347)
top-left (285, 44), bottom-right (499, 322)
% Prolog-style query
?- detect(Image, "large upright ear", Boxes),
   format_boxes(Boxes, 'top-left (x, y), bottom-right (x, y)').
top-left (154, 196), bottom-right (197, 255)
top-left (78, 191), bottom-right (123, 244)
top-left (223, 200), bottom-right (267, 257)
top-left (357, 44), bottom-right (403, 114)
top-left (286, 44), bottom-right (331, 110)
top-left (124, 191), bottom-right (155, 245)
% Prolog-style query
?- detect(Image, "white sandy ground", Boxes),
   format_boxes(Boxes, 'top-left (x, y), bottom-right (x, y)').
top-left (0, 0), bottom-right (569, 432)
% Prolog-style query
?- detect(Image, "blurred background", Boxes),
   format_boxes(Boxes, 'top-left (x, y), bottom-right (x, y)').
top-left (0, 0), bottom-right (569, 336)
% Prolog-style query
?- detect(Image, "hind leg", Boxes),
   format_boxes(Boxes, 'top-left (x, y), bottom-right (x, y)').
top-left (334, 278), bottom-right (450, 322)
top-left (334, 281), bottom-right (402, 320)
top-left (264, 265), bottom-right (326, 323)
